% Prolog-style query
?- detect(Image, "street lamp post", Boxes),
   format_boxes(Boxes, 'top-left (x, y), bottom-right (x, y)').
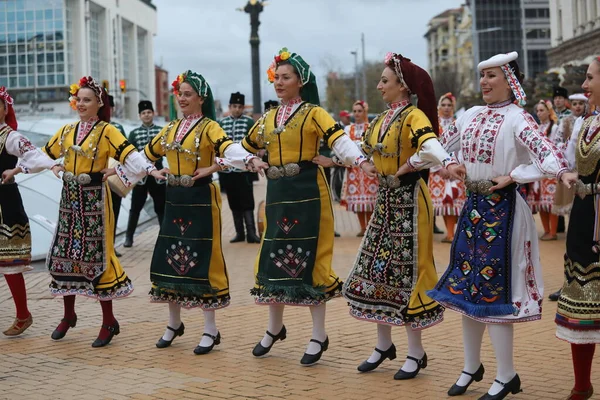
top-left (239, 0), bottom-right (267, 115)
top-left (350, 50), bottom-right (359, 101)
top-left (28, 33), bottom-right (43, 113)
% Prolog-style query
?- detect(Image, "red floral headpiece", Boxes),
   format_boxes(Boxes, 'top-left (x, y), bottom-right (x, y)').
top-left (0, 86), bottom-right (17, 130)
top-left (68, 76), bottom-right (104, 110)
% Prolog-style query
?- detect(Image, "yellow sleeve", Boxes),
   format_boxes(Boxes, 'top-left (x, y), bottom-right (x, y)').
top-left (144, 124), bottom-right (169, 162)
top-left (407, 110), bottom-right (437, 151)
top-left (103, 123), bottom-right (136, 163)
top-left (43, 124), bottom-right (67, 160)
top-left (206, 120), bottom-right (233, 157)
top-left (311, 107), bottom-right (345, 148)
top-left (241, 115), bottom-right (265, 153)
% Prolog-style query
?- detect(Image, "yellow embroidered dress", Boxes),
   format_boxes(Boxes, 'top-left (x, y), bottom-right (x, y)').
top-left (242, 101), bottom-right (355, 305)
top-left (144, 115), bottom-right (236, 309)
top-left (43, 119), bottom-right (149, 299)
top-left (342, 101), bottom-right (448, 328)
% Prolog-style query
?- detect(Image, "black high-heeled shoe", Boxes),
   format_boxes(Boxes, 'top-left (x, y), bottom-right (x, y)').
top-left (51, 314), bottom-right (78, 340)
top-left (300, 337), bottom-right (329, 366)
top-left (357, 344), bottom-right (397, 372)
top-left (477, 374), bottom-right (522, 400)
top-left (91, 321), bottom-right (120, 348)
top-left (193, 331), bottom-right (221, 355)
top-left (156, 323), bottom-right (185, 348)
top-left (448, 364), bottom-right (485, 396)
top-left (252, 325), bottom-right (287, 357)
top-left (393, 353), bottom-right (428, 380)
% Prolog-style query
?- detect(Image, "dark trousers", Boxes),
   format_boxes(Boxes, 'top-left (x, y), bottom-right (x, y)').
top-left (126, 178), bottom-right (166, 239)
top-left (111, 190), bottom-right (122, 240)
top-left (219, 172), bottom-right (255, 211)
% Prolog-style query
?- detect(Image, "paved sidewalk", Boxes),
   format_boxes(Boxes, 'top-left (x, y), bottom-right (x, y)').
top-left (0, 178), bottom-right (597, 399)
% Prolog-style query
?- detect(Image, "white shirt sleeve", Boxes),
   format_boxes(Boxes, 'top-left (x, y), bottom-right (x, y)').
top-left (215, 142), bottom-right (256, 170)
top-left (407, 138), bottom-right (456, 171)
top-left (5, 131), bottom-right (55, 173)
top-left (331, 134), bottom-right (367, 166)
top-left (566, 116), bottom-right (584, 170)
top-left (115, 151), bottom-right (157, 187)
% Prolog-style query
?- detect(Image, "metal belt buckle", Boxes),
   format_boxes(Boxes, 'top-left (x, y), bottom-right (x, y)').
top-left (574, 179), bottom-right (588, 199)
top-left (179, 175), bottom-right (193, 188)
top-left (167, 174), bottom-right (179, 186)
top-left (283, 163), bottom-right (300, 177)
top-left (386, 175), bottom-right (401, 189)
top-left (76, 173), bottom-right (92, 185)
top-left (266, 166), bottom-right (284, 180)
top-left (63, 171), bottom-right (75, 183)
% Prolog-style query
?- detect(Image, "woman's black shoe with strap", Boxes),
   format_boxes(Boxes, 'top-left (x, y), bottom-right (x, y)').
top-left (252, 325), bottom-right (287, 357)
top-left (300, 337), bottom-right (329, 366)
top-left (357, 344), bottom-right (397, 372)
top-left (393, 353), bottom-right (428, 380)
top-left (50, 314), bottom-right (77, 340)
top-left (193, 331), bottom-right (221, 355)
top-left (156, 323), bottom-right (185, 348)
top-left (448, 364), bottom-right (485, 396)
top-left (477, 374), bottom-right (522, 400)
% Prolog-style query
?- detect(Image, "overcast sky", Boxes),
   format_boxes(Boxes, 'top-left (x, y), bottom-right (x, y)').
top-left (152, 0), bottom-right (464, 108)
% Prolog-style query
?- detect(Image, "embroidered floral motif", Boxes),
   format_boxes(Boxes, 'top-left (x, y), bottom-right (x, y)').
top-left (523, 240), bottom-right (542, 312)
top-left (173, 218), bottom-right (192, 236)
top-left (276, 217), bottom-right (298, 235)
top-left (166, 240), bottom-right (199, 276)
top-left (410, 126), bottom-right (435, 149)
top-left (270, 244), bottom-right (310, 278)
top-left (17, 137), bottom-right (36, 155)
top-left (462, 109), bottom-right (506, 164)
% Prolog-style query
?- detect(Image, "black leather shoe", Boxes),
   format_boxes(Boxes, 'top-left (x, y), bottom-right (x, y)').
top-left (549, 289), bottom-right (562, 301)
top-left (393, 353), bottom-right (428, 380)
top-left (156, 323), bottom-right (185, 348)
top-left (477, 374), bottom-right (522, 400)
top-left (51, 314), bottom-right (77, 340)
top-left (193, 331), bottom-right (221, 355)
top-left (357, 344), bottom-right (397, 372)
top-left (230, 233), bottom-right (245, 243)
top-left (91, 321), bottom-right (120, 348)
top-left (448, 364), bottom-right (485, 396)
top-left (334, 231), bottom-right (341, 237)
top-left (252, 325), bottom-right (287, 357)
top-left (434, 224), bottom-right (444, 234)
top-left (300, 337), bottom-right (329, 366)
top-left (115, 250), bottom-right (122, 257)
top-left (123, 237), bottom-right (133, 248)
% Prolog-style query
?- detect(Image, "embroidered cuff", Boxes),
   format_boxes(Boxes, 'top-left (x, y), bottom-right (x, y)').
top-left (243, 154), bottom-right (258, 166)
top-left (406, 158), bottom-right (417, 172)
top-left (216, 157), bottom-right (228, 171)
top-left (116, 163), bottom-right (133, 188)
top-left (556, 167), bottom-right (568, 181)
top-left (354, 154), bottom-right (367, 167)
top-left (16, 162), bottom-right (30, 174)
top-left (145, 164), bottom-right (157, 175)
top-left (441, 157), bottom-right (458, 168)
top-left (331, 155), bottom-right (345, 167)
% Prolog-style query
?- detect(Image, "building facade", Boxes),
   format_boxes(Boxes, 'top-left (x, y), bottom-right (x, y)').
top-left (0, 0), bottom-right (157, 119)
top-left (547, 0), bottom-right (600, 67)
top-left (154, 64), bottom-right (169, 119)
top-left (424, 8), bottom-right (463, 82)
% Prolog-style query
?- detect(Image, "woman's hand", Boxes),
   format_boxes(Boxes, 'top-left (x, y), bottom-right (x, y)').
top-left (193, 164), bottom-right (219, 180)
top-left (51, 164), bottom-right (64, 179)
top-left (394, 163), bottom-right (414, 178)
top-left (446, 164), bottom-right (466, 181)
top-left (100, 167), bottom-right (116, 181)
top-left (360, 161), bottom-right (378, 178)
top-left (151, 168), bottom-right (169, 181)
top-left (560, 171), bottom-right (578, 189)
top-left (248, 157), bottom-right (269, 176)
top-left (1, 167), bottom-right (21, 184)
top-left (312, 155), bottom-right (335, 168)
top-left (489, 175), bottom-right (514, 191)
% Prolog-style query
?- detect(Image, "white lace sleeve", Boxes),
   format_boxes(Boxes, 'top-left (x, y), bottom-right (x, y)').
top-left (215, 142), bottom-right (256, 171)
top-left (407, 139), bottom-right (456, 171)
top-left (331, 134), bottom-right (366, 166)
top-left (6, 131), bottom-right (55, 173)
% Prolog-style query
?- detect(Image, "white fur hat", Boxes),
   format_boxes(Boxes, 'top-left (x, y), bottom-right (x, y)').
top-left (569, 93), bottom-right (588, 102)
top-left (478, 51), bottom-right (519, 71)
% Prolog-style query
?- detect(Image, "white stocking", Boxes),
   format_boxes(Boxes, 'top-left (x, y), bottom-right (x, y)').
top-left (366, 324), bottom-right (393, 363)
top-left (305, 303), bottom-right (327, 355)
top-left (161, 303), bottom-right (182, 341)
top-left (486, 324), bottom-right (516, 396)
top-left (198, 309), bottom-right (218, 347)
top-left (456, 315), bottom-right (486, 386)
top-left (400, 326), bottom-right (425, 372)
top-left (260, 304), bottom-right (285, 348)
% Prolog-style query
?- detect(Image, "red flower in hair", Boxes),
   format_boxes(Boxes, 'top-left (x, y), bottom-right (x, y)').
top-left (79, 76), bottom-right (89, 87)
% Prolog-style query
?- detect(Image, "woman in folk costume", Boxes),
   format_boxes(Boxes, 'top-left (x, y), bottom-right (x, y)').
top-left (241, 48), bottom-right (376, 366)
top-left (144, 71), bottom-right (265, 355)
top-left (428, 92), bottom-right (466, 243)
top-left (0, 87), bottom-right (54, 336)
top-left (42, 76), bottom-right (165, 347)
top-left (339, 100), bottom-right (379, 236)
top-left (556, 56), bottom-right (600, 400)
top-left (341, 53), bottom-right (464, 379)
top-left (427, 52), bottom-right (568, 399)
top-left (535, 100), bottom-right (561, 241)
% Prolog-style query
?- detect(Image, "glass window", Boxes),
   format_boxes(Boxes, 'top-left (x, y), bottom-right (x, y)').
top-left (18, 76), bottom-right (26, 87)
top-left (56, 63), bottom-right (63, 72)
top-left (0, 67), bottom-right (6, 75)
top-left (57, 74), bottom-right (64, 85)
top-left (7, 11), bottom-right (15, 21)
top-left (56, 52), bottom-right (63, 62)
top-left (55, 8), bottom-right (62, 19)
top-left (17, 54), bottom-right (25, 63)
top-left (26, 10), bottom-right (33, 20)
top-left (45, 20), bottom-right (52, 30)
top-left (7, 34), bottom-right (15, 43)
top-left (45, 9), bottom-right (52, 19)
top-left (0, 78), bottom-right (7, 87)
top-left (46, 53), bottom-right (54, 62)
top-left (37, 53), bottom-right (43, 63)
top-left (47, 75), bottom-right (55, 85)
top-left (55, 20), bottom-right (63, 30)
top-left (27, 65), bottom-right (33, 74)
top-left (0, 12), bottom-right (5, 22)
top-left (26, 22), bottom-right (33, 31)
top-left (8, 55), bottom-right (15, 64)
top-left (0, 56), bottom-right (5, 64)
top-left (7, 23), bottom-right (15, 32)
top-left (37, 64), bottom-right (44, 73)
top-left (37, 75), bottom-right (45, 86)
top-left (16, 11), bottom-right (24, 21)
top-left (18, 65), bottom-right (25, 74)
top-left (9, 77), bottom-right (17, 87)
top-left (47, 64), bottom-right (54, 73)
top-left (8, 66), bottom-right (16, 75)
top-left (27, 75), bottom-right (33, 86)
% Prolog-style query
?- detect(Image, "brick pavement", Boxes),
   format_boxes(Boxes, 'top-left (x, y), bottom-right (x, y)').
top-left (0, 177), bottom-right (597, 400)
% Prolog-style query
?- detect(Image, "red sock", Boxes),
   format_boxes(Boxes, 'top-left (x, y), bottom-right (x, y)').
top-left (98, 300), bottom-right (116, 340)
top-left (4, 273), bottom-right (30, 319)
top-left (56, 295), bottom-right (76, 333)
top-left (572, 343), bottom-right (595, 394)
